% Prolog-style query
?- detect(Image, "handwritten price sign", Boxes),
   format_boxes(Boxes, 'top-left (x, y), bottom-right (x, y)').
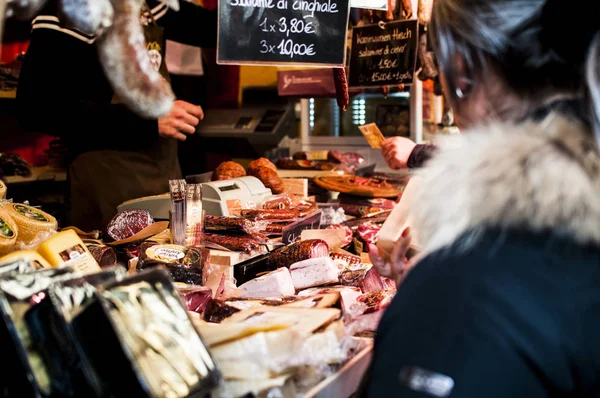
top-left (217, 0), bottom-right (350, 66)
top-left (348, 20), bottom-right (419, 87)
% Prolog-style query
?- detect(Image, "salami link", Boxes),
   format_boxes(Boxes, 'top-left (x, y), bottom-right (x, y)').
top-left (241, 209), bottom-right (300, 221)
top-left (97, 0), bottom-right (175, 119)
top-left (269, 239), bottom-right (330, 268)
top-left (417, 32), bottom-right (439, 81)
top-left (332, 68), bottom-right (349, 111)
top-left (203, 233), bottom-right (262, 254)
top-left (400, 0), bottom-right (412, 18)
top-left (204, 215), bottom-right (253, 233)
top-left (417, 0), bottom-right (433, 26)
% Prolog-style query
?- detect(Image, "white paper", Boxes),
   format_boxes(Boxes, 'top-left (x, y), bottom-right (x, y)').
top-left (350, 0), bottom-right (388, 10)
top-left (165, 40), bottom-right (204, 76)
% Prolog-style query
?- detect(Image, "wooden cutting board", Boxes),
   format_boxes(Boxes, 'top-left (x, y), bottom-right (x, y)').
top-left (313, 174), bottom-right (402, 198)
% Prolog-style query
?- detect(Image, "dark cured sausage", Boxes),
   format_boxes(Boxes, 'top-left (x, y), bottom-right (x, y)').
top-left (203, 233), bottom-right (262, 254)
top-left (241, 209), bottom-right (300, 221)
top-left (269, 239), bottom-right (329, 268)
top-left (332, 68), bottom-right (349, 111)
top-left (204, 216), bottom-right (253, 233)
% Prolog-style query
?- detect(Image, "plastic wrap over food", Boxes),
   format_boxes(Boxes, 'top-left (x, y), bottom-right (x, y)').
top-left (0, 267), bottom-right (75, 397)
top-left (262, 193), bottom-right (298, 210)
top-left (204, 215), bottom-right (268, 235)
top-left (0, 256), bottom-right (40, 276)
top-left (202, 261), bottom-right (241, 300)
top-left (356, 222), bottom-right (381, 245)
top-left (105, 209), bottom-right (154, 242)
top-left (49, 267), bottom-right (126, 322)
top-left (177, 284), bottom-right (213, 315)
top-left (25, 268), bottom-right (126, 397)
top-left (345, 289), bottom-right (396, 319)
top-left (15, 229), bottom-right (57, 251)
top-left (71, 269), bottom-right (221, 398)
top-left (137, 242), bottom-right (210, 285)
top-left (320, 207), bottom-right (347, 226)
top-left (325, 224), bottom-right (353, 247)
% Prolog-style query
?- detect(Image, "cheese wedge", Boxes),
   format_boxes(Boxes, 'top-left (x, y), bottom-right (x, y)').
top-left (38, 229), bottom-right (100, 274)
top-left (222, 306), bottom-right (341, 336)
top-left (193, 318), bottom-right (289, 347)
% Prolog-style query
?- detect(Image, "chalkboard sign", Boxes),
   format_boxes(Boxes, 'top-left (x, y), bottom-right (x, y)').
top-left (282, 211), bottom-right (322, 244)
top-left (348, 20), bottom-right (419, 87)
top-left (216, 0), bottom-right (350, 66)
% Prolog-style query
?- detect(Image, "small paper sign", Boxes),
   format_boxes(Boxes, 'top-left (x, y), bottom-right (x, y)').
top-left (300, 228), bottom-right (346, 251)
top-left (282, 211), bottom-right (322, 244)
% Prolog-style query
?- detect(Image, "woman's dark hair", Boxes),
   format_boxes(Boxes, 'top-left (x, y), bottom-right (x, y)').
top-left (429, 0), bottom-right (600, 139)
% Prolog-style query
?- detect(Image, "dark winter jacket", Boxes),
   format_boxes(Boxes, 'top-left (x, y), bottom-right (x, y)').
top-left (364, 113), bottom-right (600, 397)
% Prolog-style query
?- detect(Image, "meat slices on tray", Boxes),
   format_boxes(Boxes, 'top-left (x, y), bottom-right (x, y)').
top-left (339, 263), bottom-right (391, 293)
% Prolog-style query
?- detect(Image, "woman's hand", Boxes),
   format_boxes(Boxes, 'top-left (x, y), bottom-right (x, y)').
top-left (368, 227), bottom-right (414, 285)
top-left (382, 137), bottom-right (417, 169)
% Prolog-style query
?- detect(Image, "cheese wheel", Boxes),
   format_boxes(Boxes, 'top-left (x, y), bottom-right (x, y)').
top-left (3, 203), bottom-right (58, 245)
top-left (0, 250), bottom-right (51, 270)
top-left (0, 207), bottom-right (18, 256)
top-left (38, 229), bottom-right (100, 274)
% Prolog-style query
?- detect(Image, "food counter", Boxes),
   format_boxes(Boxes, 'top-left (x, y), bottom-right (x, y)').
top-left (0, 149), bottom-right (409, 398)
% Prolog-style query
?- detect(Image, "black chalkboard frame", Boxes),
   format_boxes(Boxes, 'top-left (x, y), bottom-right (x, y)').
top-left (347, 19), bottom-right (419, 88)
top-left (216, 0), bottom-right (352, 67)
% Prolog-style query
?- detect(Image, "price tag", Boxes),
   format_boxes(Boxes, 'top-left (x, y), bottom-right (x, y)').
top-left (282, 211), bottom-right (322, 244)
top-left (348, 20), bottom-right (419, 87)
top-left (217, 0), bottom-right (350, 66)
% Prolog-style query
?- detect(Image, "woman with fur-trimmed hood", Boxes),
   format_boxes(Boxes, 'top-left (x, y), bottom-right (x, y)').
top-left (362, 0), bottom-right (600, 396)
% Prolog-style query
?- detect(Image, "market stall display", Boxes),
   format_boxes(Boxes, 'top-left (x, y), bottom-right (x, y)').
top-left (0, 155), bottom-right (410, 397)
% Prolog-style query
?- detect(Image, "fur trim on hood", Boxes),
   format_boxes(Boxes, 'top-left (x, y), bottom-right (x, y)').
top-left (409, 113), bottom-right (600, 254)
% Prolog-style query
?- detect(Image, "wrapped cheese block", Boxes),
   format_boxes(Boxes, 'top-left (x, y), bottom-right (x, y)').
top-left (37, 229), bottom-right (101, 274)
top-left (0, 250), bottom-right (51, 271)
top-left (137, 243), bottom-right (210, 285)
top-left (3, 203), bottom-right (57, 246)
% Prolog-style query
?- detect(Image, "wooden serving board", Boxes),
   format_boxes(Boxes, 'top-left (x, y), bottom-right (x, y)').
top-left (313, 175), bottom-right (402, 198)
top-left (277, 170), bottom-right (345, 179)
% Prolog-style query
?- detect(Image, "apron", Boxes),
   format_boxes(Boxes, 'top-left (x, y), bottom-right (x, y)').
top-left (69, 5), bottom-right (181, 231)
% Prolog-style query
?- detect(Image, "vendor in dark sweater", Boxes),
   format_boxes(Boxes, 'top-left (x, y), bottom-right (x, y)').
top-left (16, 1), bottom-right (217, 231)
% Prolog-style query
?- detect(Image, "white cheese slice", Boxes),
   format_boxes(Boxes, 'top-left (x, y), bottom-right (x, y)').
top-left (289, 257), bottom-right (340, 290)
top-left (238, 267), bottom-right (295, 298)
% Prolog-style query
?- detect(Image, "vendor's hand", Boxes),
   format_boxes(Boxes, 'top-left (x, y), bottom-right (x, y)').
top-left (158, 100), bottom-right (204, 141)
top-left (382, 137), bottom-right (417, 169)
top-left (368, 227), bottom-right (412, 285)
